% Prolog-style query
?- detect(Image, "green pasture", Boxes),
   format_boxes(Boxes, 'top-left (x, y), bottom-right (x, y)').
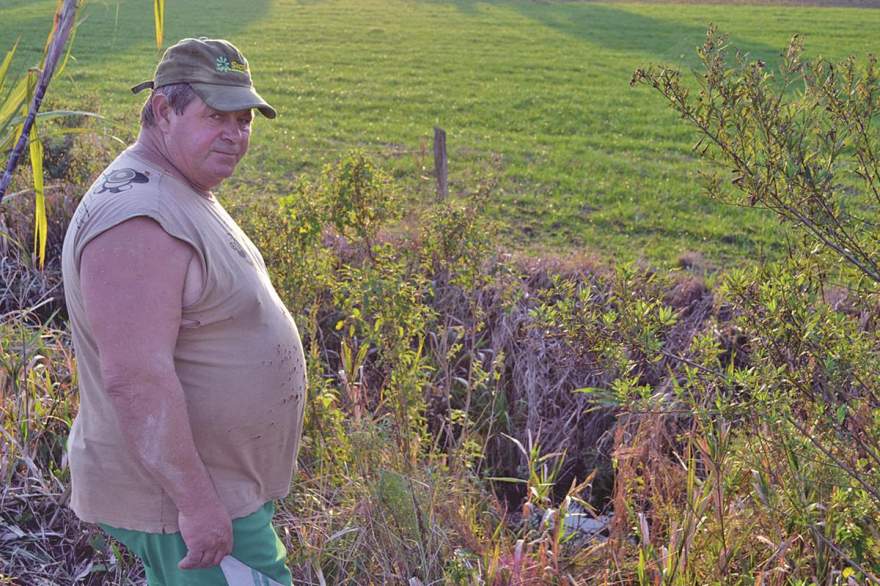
top-left (3, 0), bottom-right (879, 266)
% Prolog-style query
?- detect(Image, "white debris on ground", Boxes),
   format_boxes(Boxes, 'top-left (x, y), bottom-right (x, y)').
top-left (562, 503), bottom-right (612, 541)
top-left (523, 501), bottom-right (612, 545)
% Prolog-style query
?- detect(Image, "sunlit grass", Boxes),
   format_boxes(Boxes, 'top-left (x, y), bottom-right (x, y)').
top-left (3, 0), bottom-right (878, 266)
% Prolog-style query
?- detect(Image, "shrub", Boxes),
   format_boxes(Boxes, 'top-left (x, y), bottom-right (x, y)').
top-left (619, 28), bottom-right (880, 582)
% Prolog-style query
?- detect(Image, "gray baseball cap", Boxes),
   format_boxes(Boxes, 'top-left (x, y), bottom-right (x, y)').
top-left (131, 37), bottom-right (276, 119)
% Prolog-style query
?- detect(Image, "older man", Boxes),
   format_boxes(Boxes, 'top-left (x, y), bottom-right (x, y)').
top-left (61, 38), bottom-right (305, 584)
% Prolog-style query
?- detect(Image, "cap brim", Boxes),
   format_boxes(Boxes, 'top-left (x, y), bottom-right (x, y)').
top-left (190, 83), bottom-right (277, 119)
top-left (131, 80), bottom-right (154, 94)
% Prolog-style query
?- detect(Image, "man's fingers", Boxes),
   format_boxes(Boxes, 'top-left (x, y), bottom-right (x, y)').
top-left (181, 547), bottom-right (216, 569)
top-left (214, 535), bottom-right (233, 566)
top-left (180, 546), bottom-right (228, 569)
top-left (178, 548), bottom-right (204, 569)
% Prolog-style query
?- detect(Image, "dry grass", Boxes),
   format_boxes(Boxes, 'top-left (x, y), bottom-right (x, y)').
top-left (0, 322), bottom-right (145, 585)
top-left (0, 182), bottom-right (80, 324)
top-left (6, 197), bottom-right (874, 582)
top-left (2, 219), bottom-right (703, 582)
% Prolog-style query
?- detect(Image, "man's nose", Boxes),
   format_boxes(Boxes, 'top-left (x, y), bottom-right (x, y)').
top-left (221, 120), bottom-right (244, 142)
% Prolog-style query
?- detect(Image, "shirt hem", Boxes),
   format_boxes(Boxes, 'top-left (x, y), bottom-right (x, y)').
top-left (72, 486), bottom-right (291, 534)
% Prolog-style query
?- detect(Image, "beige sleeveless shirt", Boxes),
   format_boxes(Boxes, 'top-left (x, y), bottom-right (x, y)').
top-left (61, 150), bottom-right (307, 533)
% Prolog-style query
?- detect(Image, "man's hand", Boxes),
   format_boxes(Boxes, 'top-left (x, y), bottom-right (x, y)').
top-left (178, 498), bottom-right (234, 569)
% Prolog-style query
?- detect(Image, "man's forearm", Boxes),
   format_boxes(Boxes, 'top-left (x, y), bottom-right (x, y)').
top-left (104, 368), bottom-right (220, 514)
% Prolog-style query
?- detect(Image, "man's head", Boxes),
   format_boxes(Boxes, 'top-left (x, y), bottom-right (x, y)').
top-left (133, 38), bottom-right (275, 191)
top-left (134, 37), bottom-right (275, 121)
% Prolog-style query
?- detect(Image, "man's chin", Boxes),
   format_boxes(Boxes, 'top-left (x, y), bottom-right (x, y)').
top-left (209, 165), bottom-right (238, 184)
top-left (196, 172), bottom-right (234, 192)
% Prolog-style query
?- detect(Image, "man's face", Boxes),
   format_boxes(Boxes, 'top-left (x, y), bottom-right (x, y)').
top-left (161, 95), bottom-right (253, 191)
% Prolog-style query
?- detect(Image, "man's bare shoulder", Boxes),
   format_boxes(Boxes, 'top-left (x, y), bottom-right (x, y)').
top-left (80, 217), bottom-right (195, 373)
top-left (82, 216), bottom-right (193, 275)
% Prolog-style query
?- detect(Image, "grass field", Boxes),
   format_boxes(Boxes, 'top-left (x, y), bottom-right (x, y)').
top-left (4, 0), bottom-right (880, 266)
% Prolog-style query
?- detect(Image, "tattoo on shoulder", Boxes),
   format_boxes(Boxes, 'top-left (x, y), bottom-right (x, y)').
top-left (96, 168), bottom-right (150, 194)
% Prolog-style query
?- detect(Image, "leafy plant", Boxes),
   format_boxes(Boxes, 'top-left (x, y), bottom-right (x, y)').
top-left (632, 26), bottom-right (880, 286)
top-left (626, 27), bottom-right (880, 581)
top-left (0, 0), bottom-right (167, 267)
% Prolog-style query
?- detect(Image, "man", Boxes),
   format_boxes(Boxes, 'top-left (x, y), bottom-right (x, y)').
top-left (61, 38), bottom-right (305, 585)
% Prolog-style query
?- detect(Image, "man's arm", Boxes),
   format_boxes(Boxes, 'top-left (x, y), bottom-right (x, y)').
top-left (80, 216), bottom-right (231, 569)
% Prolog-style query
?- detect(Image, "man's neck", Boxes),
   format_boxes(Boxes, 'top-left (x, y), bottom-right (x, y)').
top-left (130, 130), bottom-right (213, 199)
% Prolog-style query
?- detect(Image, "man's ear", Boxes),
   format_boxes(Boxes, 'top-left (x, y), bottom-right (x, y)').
top-left (151, 93), bottom-right (173, 132)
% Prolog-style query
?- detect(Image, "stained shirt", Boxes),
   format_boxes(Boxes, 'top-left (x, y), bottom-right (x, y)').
top-left (61, 149), bottom-right (307, 533)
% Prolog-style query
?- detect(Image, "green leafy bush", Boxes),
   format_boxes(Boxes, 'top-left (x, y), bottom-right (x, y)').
top-left (618, 28), bottom-right (880, 582)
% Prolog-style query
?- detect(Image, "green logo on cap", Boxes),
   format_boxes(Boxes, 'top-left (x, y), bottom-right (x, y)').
top-left (216, 55), bottom-right (247, 74)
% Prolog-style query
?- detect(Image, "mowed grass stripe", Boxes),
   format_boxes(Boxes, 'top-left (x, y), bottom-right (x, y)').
top-left (3, 0), bottom-right (878, 265)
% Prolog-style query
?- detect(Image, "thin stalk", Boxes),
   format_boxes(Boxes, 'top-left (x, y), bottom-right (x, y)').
top-left (0, 0), bottom-right (77, 202)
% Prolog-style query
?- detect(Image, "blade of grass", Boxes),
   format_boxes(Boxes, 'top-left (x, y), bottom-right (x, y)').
top-left (153, 0), bottom-right (165, 49)
top-left (0, 38), bottom-right (19, 95)
top-left (0, 75), bottom-right (28, 130)
top-left (1, 110), bottom-right (101, 152)
top-left (29, 126), bottom-right (46, 268)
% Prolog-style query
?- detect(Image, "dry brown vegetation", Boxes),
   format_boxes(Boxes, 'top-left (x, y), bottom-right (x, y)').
top-left (0, 152), bottom-right (721, 583)
top-left (6, 143), bottom-right (877, 583)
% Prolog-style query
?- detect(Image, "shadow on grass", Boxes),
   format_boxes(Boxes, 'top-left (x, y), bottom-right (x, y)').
top-left (417, 0), bottom-right (483, 15)
top-left (518, 2), bottom-right (778, 63)
top-left (417, 0), bottom-right (780, 66)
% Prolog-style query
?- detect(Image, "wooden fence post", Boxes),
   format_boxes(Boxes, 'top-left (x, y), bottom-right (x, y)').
top-left (433, 126), bottom-right (448, 201)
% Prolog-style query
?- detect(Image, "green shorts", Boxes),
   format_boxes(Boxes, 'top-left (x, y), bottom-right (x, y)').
top-left (100, 501), bottom-right (292, 586)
